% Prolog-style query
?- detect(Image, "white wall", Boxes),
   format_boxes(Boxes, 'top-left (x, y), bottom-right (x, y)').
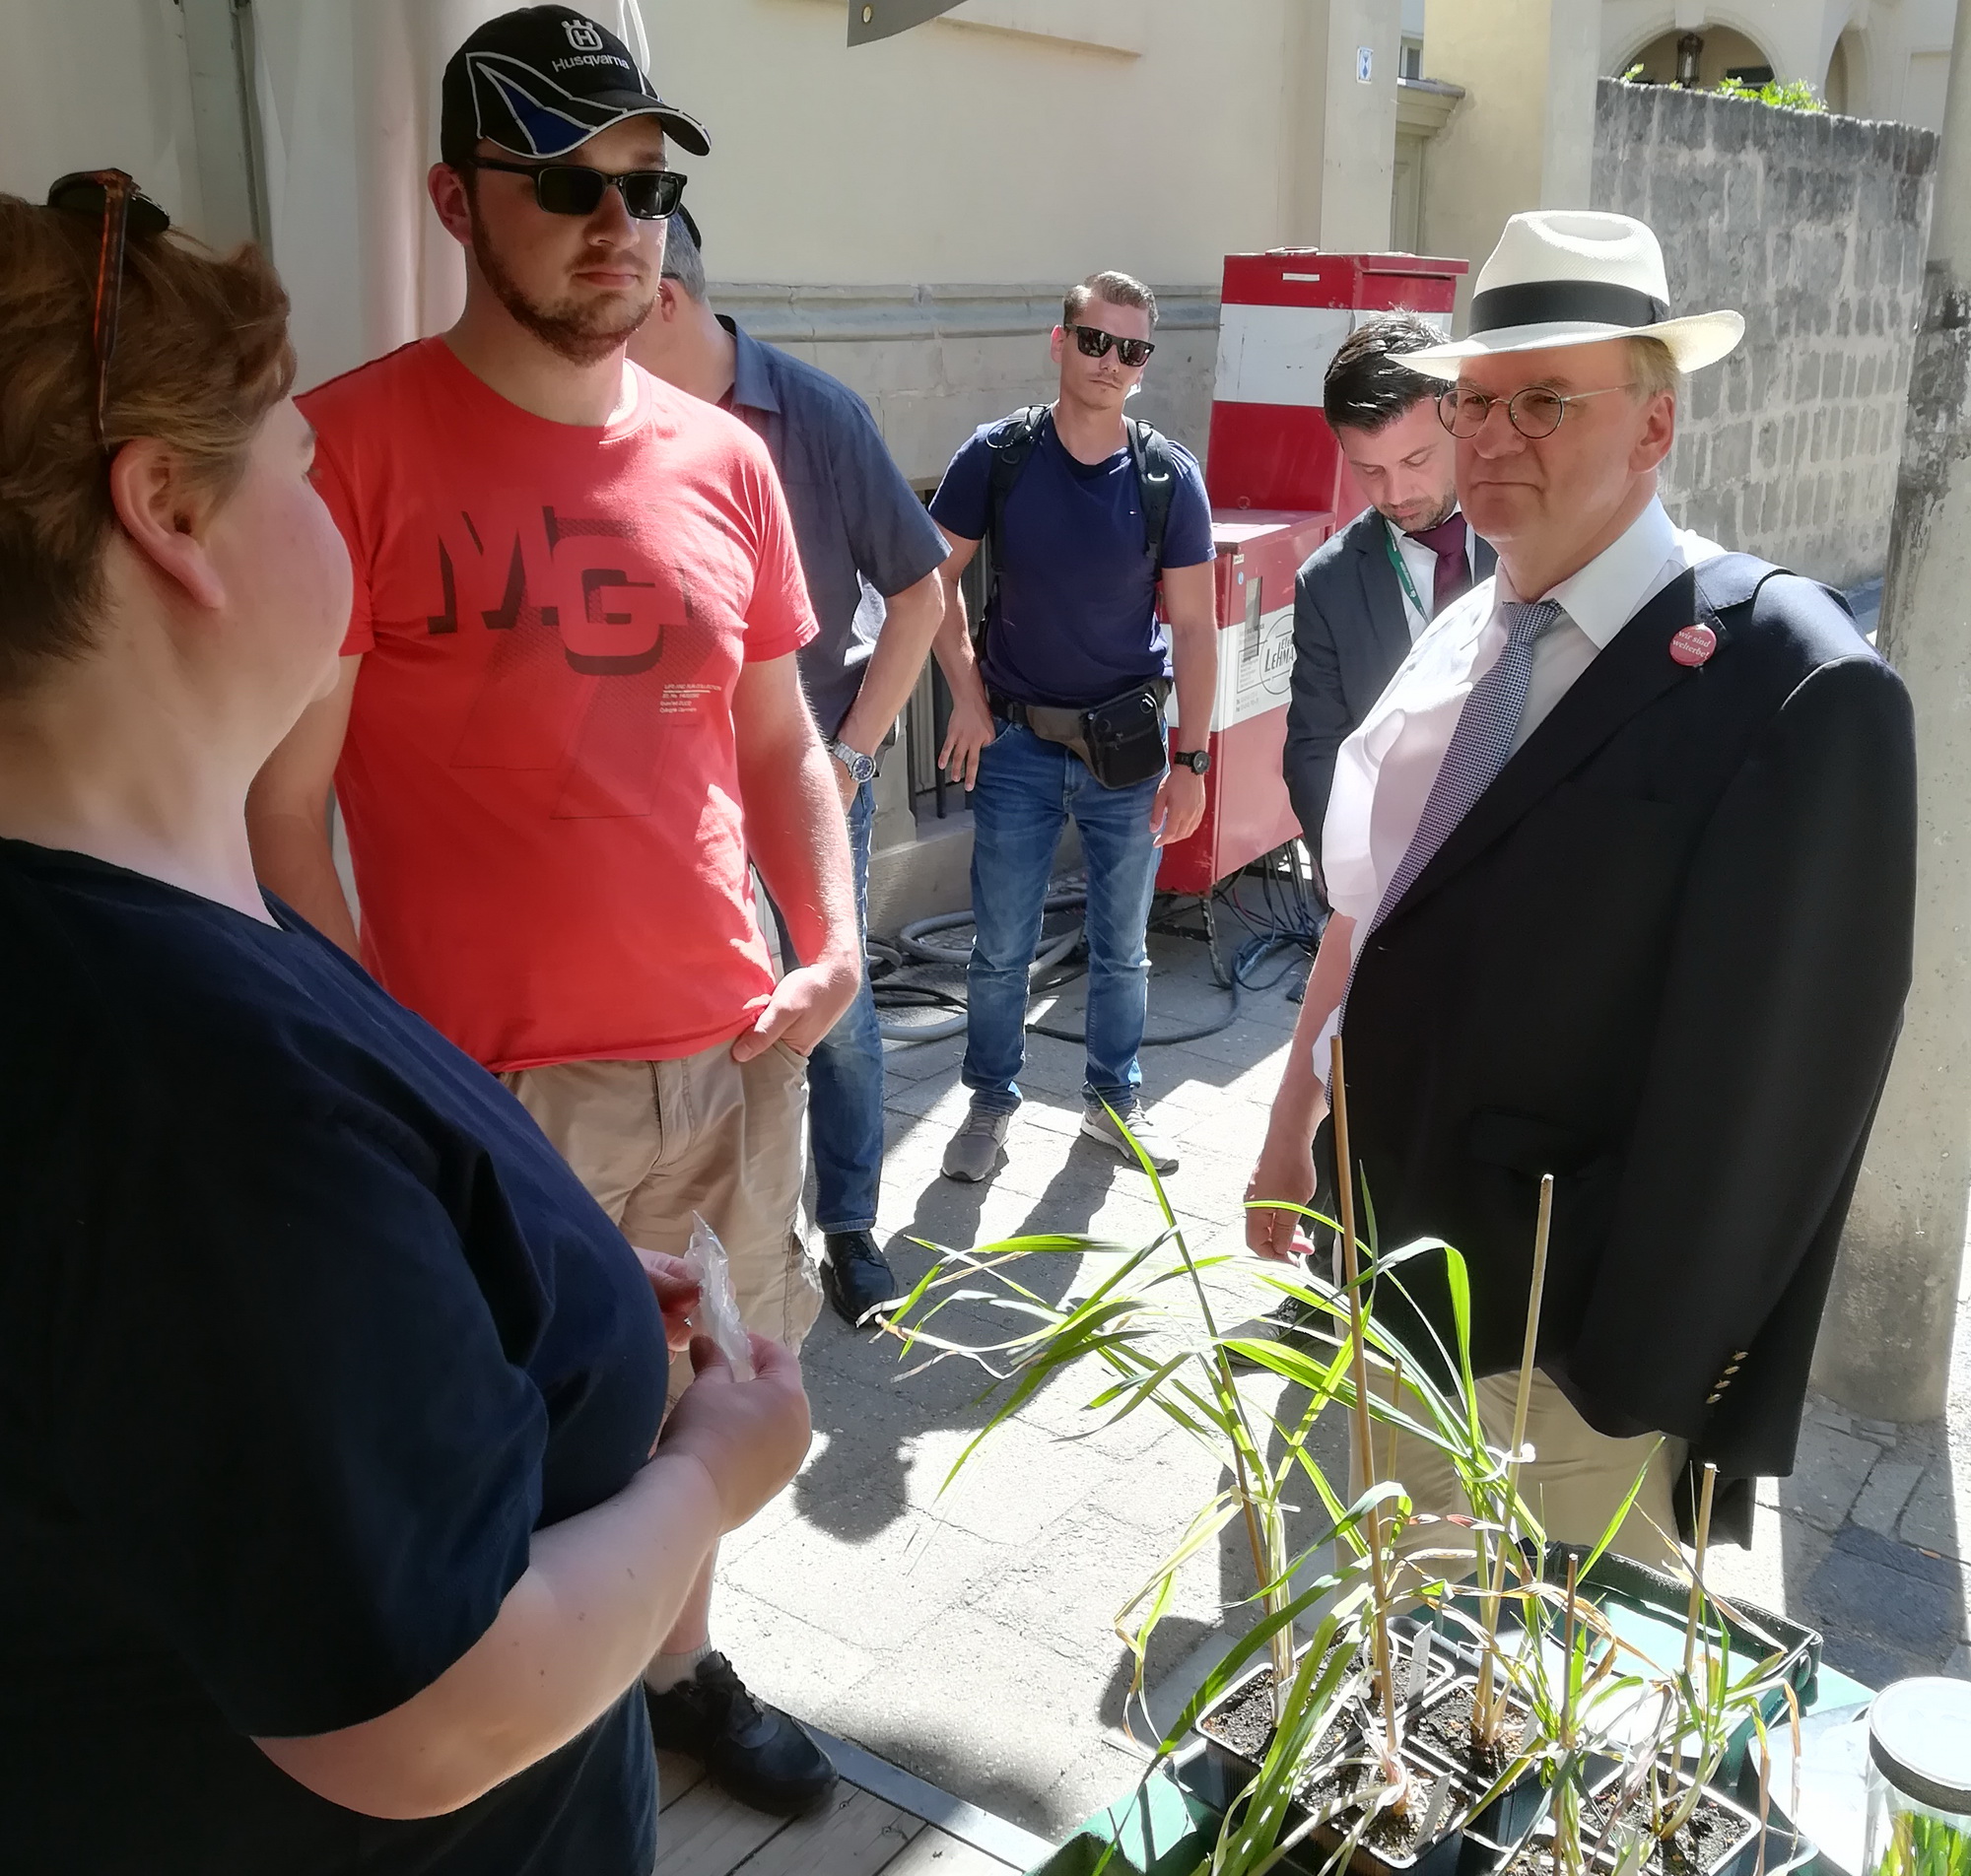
top-left (637, 0), bottom-right (1306, 289)
top-left (0, 1), bottom-right (207, 231)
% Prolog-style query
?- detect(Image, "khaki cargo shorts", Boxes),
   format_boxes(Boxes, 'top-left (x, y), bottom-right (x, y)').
top-left (503, 1038), bottom-right (822, 1394)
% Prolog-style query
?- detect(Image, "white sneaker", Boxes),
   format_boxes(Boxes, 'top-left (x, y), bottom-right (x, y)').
top-left (1080, 1100), bottom-right (1179, 1173)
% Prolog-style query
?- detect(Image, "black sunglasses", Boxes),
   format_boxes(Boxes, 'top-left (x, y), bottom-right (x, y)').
top-left (45, 168), bottom-right (172, 455)
top-left (463, 159), bottom-right (686, 222)
top-left (1065, 323), bottom-right (1155, 369)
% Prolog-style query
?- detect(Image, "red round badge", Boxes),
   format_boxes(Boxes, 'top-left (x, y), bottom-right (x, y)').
top-left (1670, 624), bottom-right (1718, 667)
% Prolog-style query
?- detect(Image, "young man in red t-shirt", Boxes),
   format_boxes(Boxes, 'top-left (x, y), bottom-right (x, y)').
top-left (246, 6), bottom-right (857, 1818)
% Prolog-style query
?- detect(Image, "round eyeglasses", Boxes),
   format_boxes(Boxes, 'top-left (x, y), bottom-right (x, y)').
top-left (1436, 382), bottom-right (1637, 439)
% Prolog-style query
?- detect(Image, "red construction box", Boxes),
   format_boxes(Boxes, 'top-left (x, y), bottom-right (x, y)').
top-left (1157, 248), bottom-right (1468, 896)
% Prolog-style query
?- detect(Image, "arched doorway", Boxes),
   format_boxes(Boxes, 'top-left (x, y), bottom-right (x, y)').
top-left (1618, 25), bottom-right (1777, 88)
top-left (1823, 29), bottom-right (1866, 116)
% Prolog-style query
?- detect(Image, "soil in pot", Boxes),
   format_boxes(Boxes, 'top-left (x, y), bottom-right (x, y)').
top-left (1198, 1665), bottom-right (1307, 1760)
top-left (1414, 1682), bottom-right (1533, 1784)
top-left (1580, 1785), bottom-right (1755, 1876)
top-left (1199, 1632), bottom-right (1444, 1764)
top-left (1297, 1747), bottom-right (1475, 1864)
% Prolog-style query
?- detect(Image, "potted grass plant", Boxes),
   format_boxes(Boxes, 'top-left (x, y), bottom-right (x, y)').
top-left (876, 1043), bottom-right (1558, 1876)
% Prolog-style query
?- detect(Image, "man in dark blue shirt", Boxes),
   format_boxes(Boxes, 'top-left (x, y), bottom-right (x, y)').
top-left (634, 214), bottom-right (948, 1328)
top-left (927, 271), bottom-right (1219, 1183)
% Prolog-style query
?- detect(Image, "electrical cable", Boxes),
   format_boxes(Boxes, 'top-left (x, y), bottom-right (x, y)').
top-left (870, 840), bottom-right (1324, 1048)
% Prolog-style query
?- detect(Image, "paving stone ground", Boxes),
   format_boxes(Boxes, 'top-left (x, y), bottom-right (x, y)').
top-left (723, 922), bottom-right (1971, 1844)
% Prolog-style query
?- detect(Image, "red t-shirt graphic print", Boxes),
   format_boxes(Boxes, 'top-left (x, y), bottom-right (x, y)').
top-left (300, 339), bottom-right (817, 1072)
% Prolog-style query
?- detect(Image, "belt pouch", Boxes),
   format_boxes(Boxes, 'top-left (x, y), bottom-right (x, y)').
top-left (1080, 682), bottom-right (1170, 788)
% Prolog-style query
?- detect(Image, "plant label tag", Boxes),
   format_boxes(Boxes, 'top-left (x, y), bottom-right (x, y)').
top-left (1670, 623), bottom-right (1717, 667)
top-left (1404, 1630), bottom-right (1432, 1700)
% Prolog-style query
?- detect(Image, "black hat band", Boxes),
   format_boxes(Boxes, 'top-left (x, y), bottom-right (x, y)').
top-left (1469, 279), bottom-right (1672, 335)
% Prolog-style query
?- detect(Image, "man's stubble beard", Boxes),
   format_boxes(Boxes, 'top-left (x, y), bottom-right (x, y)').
top-left (471, 219), bottom-right (653, 368)
top-left (1396, 490), bottom-right (1460, 534)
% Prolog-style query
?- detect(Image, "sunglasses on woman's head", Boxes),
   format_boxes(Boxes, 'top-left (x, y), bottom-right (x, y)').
top-left (462, 159), bottom-right (687, 222)
top-left (1065, 323), bottom-right (1155, 369)
top-left (45, 168), bottom-right (171, 456)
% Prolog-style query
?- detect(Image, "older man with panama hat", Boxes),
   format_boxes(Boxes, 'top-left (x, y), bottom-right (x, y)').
top-left (1246, 209), bottom-right (1918, 1561)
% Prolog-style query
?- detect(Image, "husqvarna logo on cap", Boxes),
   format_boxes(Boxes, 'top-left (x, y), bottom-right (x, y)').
top-left (563, 17), bottom-right (604, 50)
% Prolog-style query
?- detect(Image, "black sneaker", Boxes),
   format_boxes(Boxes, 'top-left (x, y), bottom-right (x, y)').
top-left (645, 1651), bottom-right (837, 1817)
top-left (822, 1231), bottom-right (896, 1328)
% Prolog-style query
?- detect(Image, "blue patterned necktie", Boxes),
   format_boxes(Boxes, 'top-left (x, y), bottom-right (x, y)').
top-left (1368, 598), bottom-right (1566, 938)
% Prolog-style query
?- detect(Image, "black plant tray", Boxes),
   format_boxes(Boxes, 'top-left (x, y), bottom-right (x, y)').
top-left (1439, 1546), bottom-right (1818, 1774)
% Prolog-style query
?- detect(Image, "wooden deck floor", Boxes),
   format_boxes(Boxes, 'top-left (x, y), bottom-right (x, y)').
top-left (655, 1747), bottom-right (1035, 1876)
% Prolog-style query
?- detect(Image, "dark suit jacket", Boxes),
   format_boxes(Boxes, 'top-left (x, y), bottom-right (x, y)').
top-left (1283, 506), bottom-right (1497, 866)
top-left (1337, 554), bottom-right (1916, 1520)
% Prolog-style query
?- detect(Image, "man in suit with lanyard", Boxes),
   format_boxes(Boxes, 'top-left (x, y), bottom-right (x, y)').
top-left (1246, 211), bottom-right (1916, 1563)
top-left (1283, 315), bottom-right (1498, 886)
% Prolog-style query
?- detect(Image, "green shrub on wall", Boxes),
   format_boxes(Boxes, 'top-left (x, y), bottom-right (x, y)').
top-left (1713, 74), bottom-right (1826, 111)
top-left (1619, 65), bottom-right (1827, 112)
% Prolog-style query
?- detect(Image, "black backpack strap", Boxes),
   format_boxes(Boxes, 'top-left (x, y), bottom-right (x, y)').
top-left (981, 405), bottom-right (1049, 638)
top-left (1691, 551), bottom-right (1787, 617)
top-left (1126, 416), bottom-right (1177, 576)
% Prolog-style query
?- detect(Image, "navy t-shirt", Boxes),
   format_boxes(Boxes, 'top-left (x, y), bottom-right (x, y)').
top-left (929, 409), bottom-right (1215, 709)
top-left (0, 840), bottom-right (669, 1876)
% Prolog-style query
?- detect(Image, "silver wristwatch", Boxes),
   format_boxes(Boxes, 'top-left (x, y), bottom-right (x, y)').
top-left (828, 739), bottom-right (878, 784)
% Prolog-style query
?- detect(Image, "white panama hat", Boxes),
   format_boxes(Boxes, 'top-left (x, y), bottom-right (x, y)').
top-left (1404, 209), bottom-right (1744, 379)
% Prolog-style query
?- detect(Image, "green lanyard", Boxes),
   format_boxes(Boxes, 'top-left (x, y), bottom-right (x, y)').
top-left (1382, 522), bottom-right (1430, 624)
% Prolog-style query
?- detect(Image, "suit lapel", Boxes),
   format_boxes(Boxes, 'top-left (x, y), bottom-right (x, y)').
top-left (1472, 534), bottom-right (1497, 583)
top-left (1379, 561), bottom-right (1742, 932)
top-left (1353, 515), bottom-right (1415, 673)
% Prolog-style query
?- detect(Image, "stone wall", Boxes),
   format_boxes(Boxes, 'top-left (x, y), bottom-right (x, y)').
top-left (1591, 80), bottom-right (1937, 589)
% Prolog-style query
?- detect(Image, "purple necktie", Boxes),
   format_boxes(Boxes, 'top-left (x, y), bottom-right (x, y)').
top-left (1409, 513), bottom-right (1471, 617)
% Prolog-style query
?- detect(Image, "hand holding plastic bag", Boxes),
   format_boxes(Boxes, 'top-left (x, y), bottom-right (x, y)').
top-left (681, 1211), bottom-right (753, 1381)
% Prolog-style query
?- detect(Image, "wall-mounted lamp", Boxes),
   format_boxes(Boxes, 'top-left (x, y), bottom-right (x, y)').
top-left (1676, 32), bottom-right (1704, 86)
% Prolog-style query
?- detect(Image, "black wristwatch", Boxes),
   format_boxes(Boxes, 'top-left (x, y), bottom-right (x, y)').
top-left (1172, 748), bottom-right (1211, 775)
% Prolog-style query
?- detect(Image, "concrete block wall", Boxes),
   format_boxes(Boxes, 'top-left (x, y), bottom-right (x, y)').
top-left (715, 284), bottom-right (1222, 492)
top-left (1592, 79), bottom-right (1938, 590)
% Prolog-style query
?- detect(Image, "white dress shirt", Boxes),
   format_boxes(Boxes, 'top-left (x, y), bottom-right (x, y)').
top-left (1315, 498), bottom-right (1724, 1081)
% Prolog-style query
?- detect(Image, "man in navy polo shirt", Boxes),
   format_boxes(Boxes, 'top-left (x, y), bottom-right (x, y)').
top-left (927, 271), bottom-right (1218, 1183)
top-left (632, 213), bottom-right (949, 1326)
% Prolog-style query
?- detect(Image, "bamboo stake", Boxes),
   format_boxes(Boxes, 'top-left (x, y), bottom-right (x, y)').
top-left (1682, 1461), bottom-right (1719, 1681)
top-left (1559, 1548), bottom-right (1580, 1742)
top-left (1328, 1036), bottom-right (1401, 1783)
top-left (1473, 1173), bottom-right (1556, 1739)
top-left (1385, 1353), bottom-right (1403, 1491)
top-left (1558, 1551), bottom-right (1584, 1876)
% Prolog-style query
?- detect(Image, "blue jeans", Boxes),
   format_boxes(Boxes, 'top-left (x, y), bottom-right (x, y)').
top-left (774, 780), bottom-right (884, 1235)
top-left (963, 721), bottom-right (1163, 1116)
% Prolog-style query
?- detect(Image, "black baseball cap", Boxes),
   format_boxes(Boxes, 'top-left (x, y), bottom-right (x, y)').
top-left (440, 7), bottom-right (710, 168)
